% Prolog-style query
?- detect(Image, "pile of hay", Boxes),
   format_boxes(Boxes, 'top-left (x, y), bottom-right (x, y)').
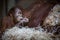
top-left (2, 26), bottom-right (52, 40)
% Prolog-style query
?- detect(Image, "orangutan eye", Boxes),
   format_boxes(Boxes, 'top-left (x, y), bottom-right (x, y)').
top-left (19, 12), bottom-right (22, 14)
top-left (16, 16), bottom-right (19, 18)
top-left (20, 18), bottom-right (23, 20)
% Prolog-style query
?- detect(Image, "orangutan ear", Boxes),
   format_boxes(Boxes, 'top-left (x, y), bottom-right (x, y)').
top-left (10, 14), bottom-right (15, 26)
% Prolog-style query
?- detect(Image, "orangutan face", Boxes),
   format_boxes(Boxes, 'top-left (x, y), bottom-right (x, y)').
top-left (14, 8), bottom-right (29, 23)
top-left (15, 8), bottom-right (23, 22)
